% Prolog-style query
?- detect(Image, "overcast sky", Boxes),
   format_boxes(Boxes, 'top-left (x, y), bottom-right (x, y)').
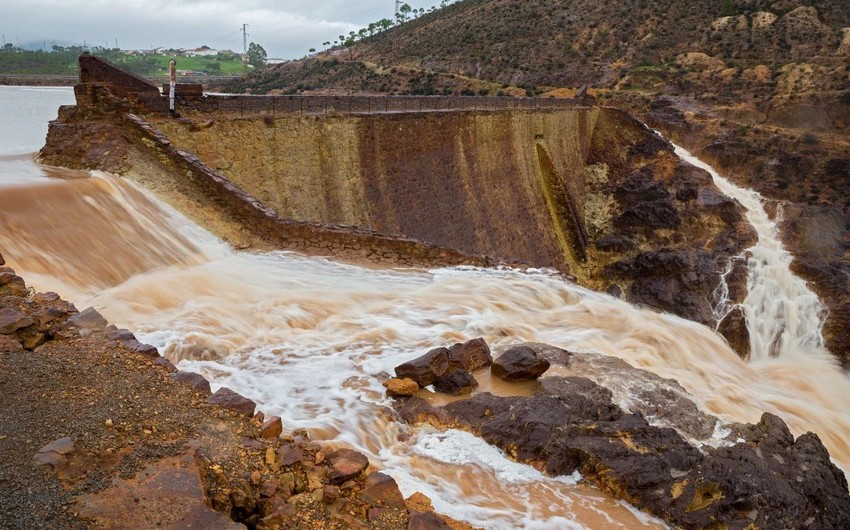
top-left (1, 0), bottom-right (438, 59)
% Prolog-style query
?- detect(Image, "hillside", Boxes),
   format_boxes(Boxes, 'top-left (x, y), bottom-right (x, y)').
top-left (221, 0), bottom-right (849, 99)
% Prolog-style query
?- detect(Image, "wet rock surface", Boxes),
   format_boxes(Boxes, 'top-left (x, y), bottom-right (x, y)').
top-left (588, 111), bottom-right (756, 329)
top-left (491, 345), bottom-right (551, 381)
top-left (717, 306), bottom-right (751, 360)
top-left (391, 343), bottom-right (850, 529)
top-left (395, 337), bottom-right (492, 387)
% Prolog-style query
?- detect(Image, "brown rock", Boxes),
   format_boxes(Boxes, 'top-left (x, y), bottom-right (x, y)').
top-left (0, 307), bottom-right (34, 335)
top-left (259, 416), bottom-right (283, 439)
top-left (208, 387), bottom-right (256, 417)
top-left (170, 371), bottom-right (212, 395)
top-left (328, 448), bottom-right (369, 484)
top-left (0, 252), bottom-right (4, 266)
top-left (64, 307), bottom-right (108, 333)
top-left (322, 485), bottom-right (340, 504)
top-left (491, 345), bottom-right (551, 381)
top-left (406, 492), bottom-right (433, 512)
top-left (447, 337), bottom-right (492, 371)
top-left (0, 273), bottom-right (27, 297)
top-left (33, 437), bottom-right (75, 466)
top-left (122, 339), bottom-right (159, 358)
top-left (395, 347), bottom-right (450, 386)
top-left (153, 357), bottom-right (178, 372)
top-left (718, 306), bottom-right (750, 360)
top-left (278, 444), bottom-right (304, 466)
top-left (383, 377), bottom-right (419, 397)
top-left (260, 479), bottom-right (280, 498)
top-left (359, 472), bottom-right (406, 507)
top-left (105, 328), bottom-right (135, 341)
top-left (22, 332), bottom-right (46, 351)
top-left (408, 511), bottom-right (452, 530)
top-left (432, 369), bottom-right (478, 395)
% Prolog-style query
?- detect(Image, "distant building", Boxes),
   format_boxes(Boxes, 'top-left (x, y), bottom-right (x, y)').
top-left (186, 45), bottom-right (218, 57)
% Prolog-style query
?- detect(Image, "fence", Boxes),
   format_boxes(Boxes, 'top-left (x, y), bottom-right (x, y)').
top-left (173, 94), bottom-right (585, 117)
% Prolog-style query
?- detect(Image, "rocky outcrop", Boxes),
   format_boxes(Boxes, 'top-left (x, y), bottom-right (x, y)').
top-left (391, 344), bottom-right (850, 529)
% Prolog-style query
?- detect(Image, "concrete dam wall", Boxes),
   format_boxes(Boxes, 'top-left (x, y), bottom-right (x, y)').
top-left (154, 108), bottom-right (599, 272)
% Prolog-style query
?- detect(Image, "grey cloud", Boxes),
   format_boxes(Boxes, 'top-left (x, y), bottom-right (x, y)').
top-left (1, 0), bottom-right (436, 59)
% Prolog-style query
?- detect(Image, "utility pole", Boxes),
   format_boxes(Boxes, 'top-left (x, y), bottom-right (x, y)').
top-left (115, 38), bottom-right (118, 50)
top-left (240, 23), bottom-right (249, 72)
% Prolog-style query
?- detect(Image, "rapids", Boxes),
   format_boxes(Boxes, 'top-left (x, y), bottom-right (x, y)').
top-left (2, 86), bottom-right (849, 528)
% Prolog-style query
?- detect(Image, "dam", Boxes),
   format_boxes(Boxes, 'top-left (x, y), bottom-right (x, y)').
top-left (40, 54), bottom-right (753, 329)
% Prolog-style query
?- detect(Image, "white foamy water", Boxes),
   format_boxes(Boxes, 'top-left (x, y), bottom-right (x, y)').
top-left (673, 143), bottom-right (827, 360)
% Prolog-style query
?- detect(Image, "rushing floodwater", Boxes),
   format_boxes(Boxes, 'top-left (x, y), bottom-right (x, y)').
top-left (2, 86), bottom-right (849, 529)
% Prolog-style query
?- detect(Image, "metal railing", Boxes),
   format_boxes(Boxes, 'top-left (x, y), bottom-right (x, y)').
top-left (175, 94), bottom-right (584, 117)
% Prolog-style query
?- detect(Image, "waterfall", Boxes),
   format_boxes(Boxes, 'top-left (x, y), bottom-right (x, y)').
top-left (672, 143), bottom-right (827, 361)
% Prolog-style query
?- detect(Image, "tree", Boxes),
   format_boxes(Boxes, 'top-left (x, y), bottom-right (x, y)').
top-left (246, 42), bottom-right (267, 68)
top-left (309, 48), bottom-right (316, 54)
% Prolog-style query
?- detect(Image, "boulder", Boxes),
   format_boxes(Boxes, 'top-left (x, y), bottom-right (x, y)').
top-left (33, 437), bottom-right (75, 466)
top-left (64, 307), bottom-right (108, 334)
top-left (171, 371), bottom-right (212, 395)
top-left (359, 472), bottom-right (405, 507)
top-left (395, 347), bottom-right (449, 387)
top-left (432, 370), bottom-right (478, 395)
top-left (410, 369), bottom-right (850, 530)
top-left (0, 307), bottom-right (34, 335)
top-left (208, 387), bottom-right (256, 417)
top-left (446, 338), bottom-right (492, 371)
top-left (395, 338), bottom-right (492, 387)
top-left (259, 416), bottom-right (283, 439)
top-left (328, 448), bottom-right (369, 484)
top-left (491, 346), bottom-right (550, 381)
top-left (122, 339), bottom-right (159, 358)
top-left (105, 328), bottom-right (136, 341)
top-left (0, 252), bottom-right (4, 266)
top-left (153, 357), bottom-right (177, 372)
top-left (278, 443), bottom-right (304, 466)
top-left (383, 377), bottom-right (419, 397)
top-left (0, 273), bottom-right (27, 297)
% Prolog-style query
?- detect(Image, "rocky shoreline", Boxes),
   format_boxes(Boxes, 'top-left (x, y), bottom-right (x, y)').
top-left (385, 339), bottom-right (850, 529)
top-left (0, 251), bottom-right (473, 530)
